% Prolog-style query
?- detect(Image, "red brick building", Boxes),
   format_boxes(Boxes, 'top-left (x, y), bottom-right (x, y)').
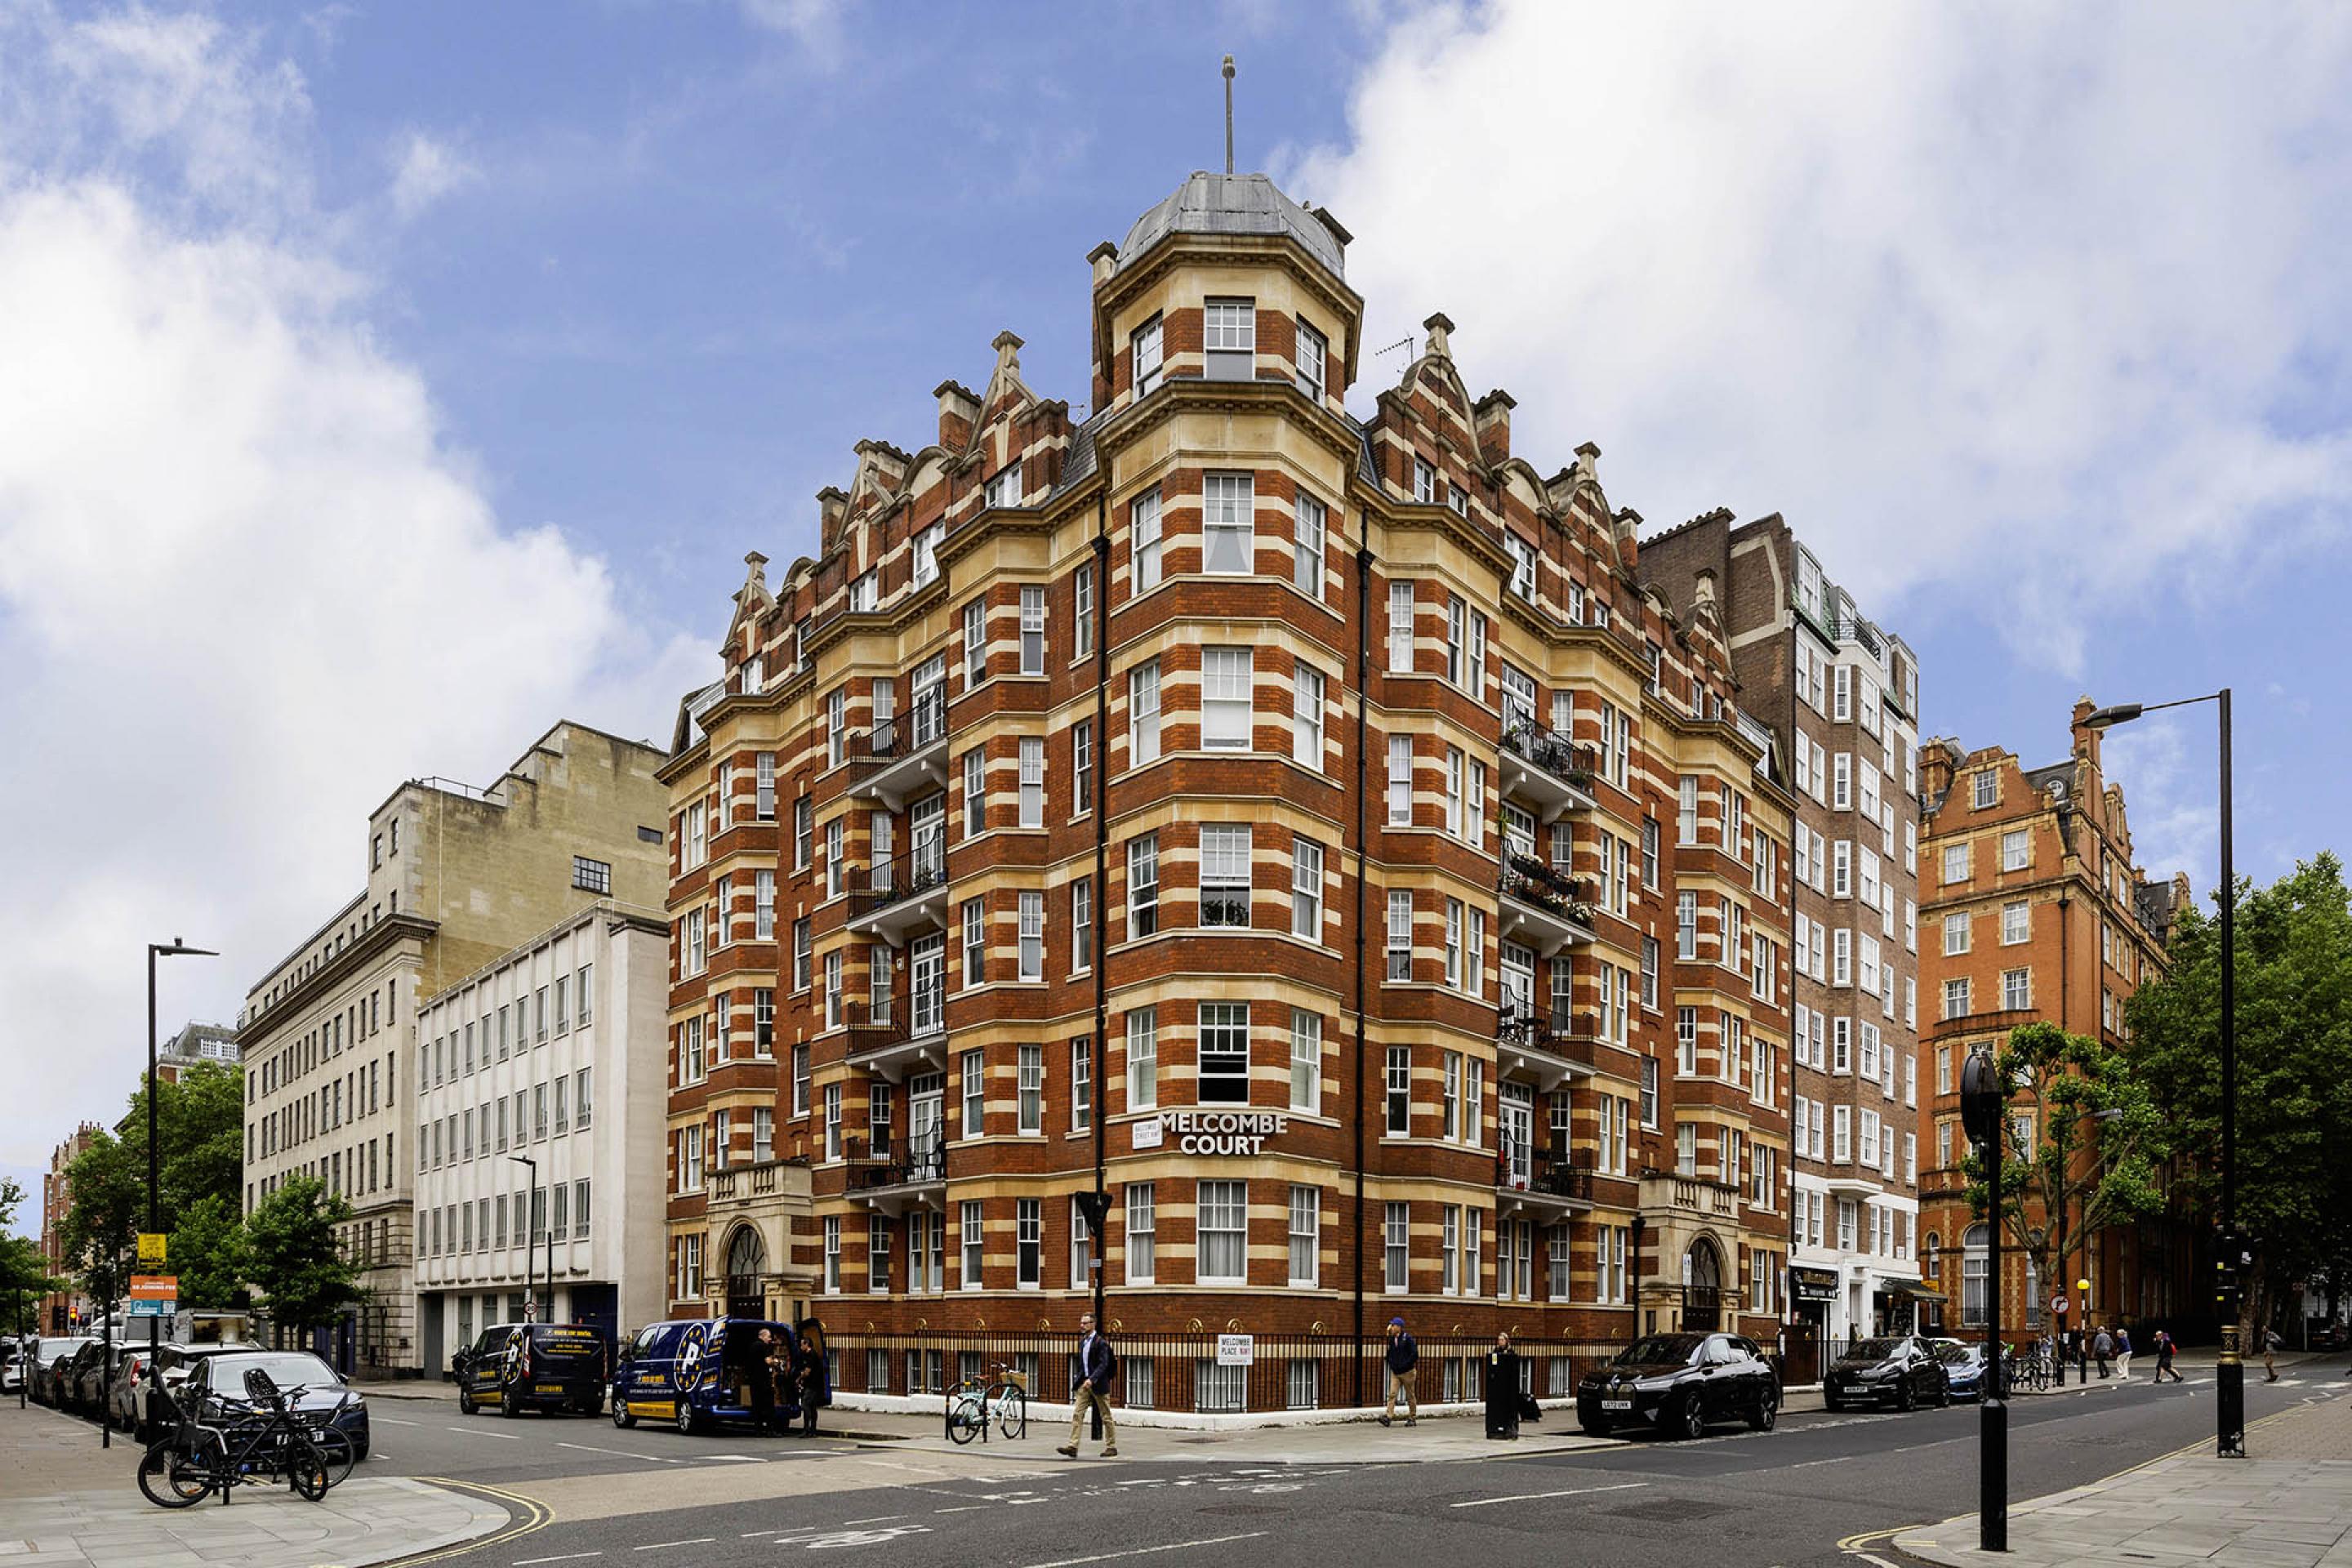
top-left (659, 172), bottom-right (1797, 1413)
top-left (1916, 699), bottom-right (2198, 1341)
top-left (40, 1123), bottom-right (100, 1333)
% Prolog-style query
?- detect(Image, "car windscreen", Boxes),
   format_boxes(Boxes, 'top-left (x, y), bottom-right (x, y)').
top-left (207, 1353), bottom-right (342, 1390)
top-left (1848, 1339), bottom-right (1901, 1360)
top-left (1616, 1334), bottom-right (1704, 1365)
top-left (1938, 1344), bottom-right (1980, 1363)
top-left (39, 1339), bottom-right (87, 1359)
top-left (530, 1328), bottom-right (606, 1365)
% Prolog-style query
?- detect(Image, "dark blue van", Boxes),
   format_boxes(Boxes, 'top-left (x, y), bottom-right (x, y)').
top-left (611, 1318), bottom-right (829, 1436)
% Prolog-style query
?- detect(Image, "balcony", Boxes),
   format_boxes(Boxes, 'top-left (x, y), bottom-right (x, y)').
top-left (849, 690), bottom-right (950, 810)
top-left (845, 997), bottom-right (948, 1083)
top-left (1497, 855), bottom-right (1596, 956)
top-left (849, 1129), bottom-right (947, 1215)
top-left (1494, 1004), bottom-right (1592, 1089)
top-left (1640, 1172), bottom-right (1746, 1220)
top-left (1494, 1140), bottom-right (1594, 1218)
top-left (1498, 722), bottom-right (1597, 821)
top-left (844, 855), bottom-right (949, 947)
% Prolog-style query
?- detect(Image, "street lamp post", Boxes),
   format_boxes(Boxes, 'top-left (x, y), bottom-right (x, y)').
top-left (2082, 689), bottom-right (2238, 1458)
top-left (507, 1156), bottom-right (540, 1323)
top-left (1961, 1049), bottom-right (2009, 1552)
top-left (143, 939), bottom-right (215, 1445)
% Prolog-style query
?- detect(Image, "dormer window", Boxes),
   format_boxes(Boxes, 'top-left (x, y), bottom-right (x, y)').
top-left (912, 524), bottom-right (942, 588)
top-left (1204, 297), bottom-right (1255, 381)
top-left (1296, 318), bottom-right (1326, 399)
top-left (985, 467), bottom-right (1022, 510)
top-left (1132, 314), bottom-right (1164, 397)
top-left (849, 570), bottom-right (878, 613)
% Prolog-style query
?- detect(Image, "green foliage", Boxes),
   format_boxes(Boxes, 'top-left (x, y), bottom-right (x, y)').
top-left (170, 1194), bottom-right (251, 1312)
top-left (56, 1132), bottom-right (142, 1309)
top-left (0, 1180), bottom-right (66, 1315)
top-left (1961, 1018), bottom-right (2172, 1309)
top-left (244, 1175), bottom-right (361, 1331)
top-left (2127, 853), bottom-right (2352, 1322)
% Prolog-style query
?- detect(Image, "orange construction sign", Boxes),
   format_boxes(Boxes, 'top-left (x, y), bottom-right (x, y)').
top-left (129, 1276), bottom-right (178, 1300)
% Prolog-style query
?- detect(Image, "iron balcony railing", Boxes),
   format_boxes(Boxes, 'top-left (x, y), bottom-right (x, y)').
top-left (1494, 1138), bottom-right (1594, 1202)
top-left (851, 857), bottom-right (948, 918)
top-left (1496, 1003), bottom-right (1579, 1051)
top-left (865, 689), bottom-right (948, 760)
top-left (852, 1129), bottom-right (946, 1190)
top-left (1499, 853), bottom-right (1595, 920)
top-left (1499, 722), bottom-right (1598, 790)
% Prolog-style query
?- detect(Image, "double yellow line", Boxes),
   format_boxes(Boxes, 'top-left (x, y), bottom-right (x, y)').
top-left (370, 1476), bottom-right (555, 1567)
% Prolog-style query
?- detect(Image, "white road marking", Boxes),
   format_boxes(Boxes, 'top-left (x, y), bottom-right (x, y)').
top-left (1450, 1481), bottom-right (1650, 1509)
top-left (514, 1554), bottom-right (604, 1565)
top-left (448, 1425), bottom-right (523, 1439)
top-left (631, 1538), bottom-right (715, 1552)
top-left (702, 1454), bottom-right (766, 1463)
top-left (556, 1441), bottom-right (684, 1464)
top-left (933, 1505), bottom-right (991, 1513)
top-left (378, 1416), bottom-right (420, 1426)
top-left (841, 1516), bottom-right (905, 1526)
top-left (1019, 1533), bottom-right (1269, 1568)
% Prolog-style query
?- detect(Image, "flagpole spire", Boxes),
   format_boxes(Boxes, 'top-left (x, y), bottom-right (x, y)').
top-left (1223, 54), bottom-right (1236, 175)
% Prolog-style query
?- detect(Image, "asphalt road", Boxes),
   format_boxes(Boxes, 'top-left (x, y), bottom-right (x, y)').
top-left (352, 1370), bottom-right (2342, 1568)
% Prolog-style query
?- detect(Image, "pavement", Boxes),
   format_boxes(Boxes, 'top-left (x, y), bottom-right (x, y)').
top-left (0, 1397), bottom-right (515, 1568)
top-left (1891, 1356), bottom-right (2352, 1568)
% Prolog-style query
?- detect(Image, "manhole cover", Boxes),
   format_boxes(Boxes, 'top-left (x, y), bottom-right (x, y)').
top-left (1607, 1499), bottom-right (1736, 1522)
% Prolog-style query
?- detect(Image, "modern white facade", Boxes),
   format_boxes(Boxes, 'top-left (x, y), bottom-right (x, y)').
top-left (411, 902), bottom-right (670, 1373)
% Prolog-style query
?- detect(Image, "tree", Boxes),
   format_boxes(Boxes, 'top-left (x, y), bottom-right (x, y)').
top-left (170, 1194), bottom-right (251, 1313)
top-left (0, 1180), bottom-right (66, 1333)
top-left (1962, 1020), bottom-right (2172, 1326)
top-left (2127, 854), bottom-right (2352, 1334)
top-left (245, 1175), bottom-right (361, 1333)
top-left (56, 1131), bottom-right (142, 1315)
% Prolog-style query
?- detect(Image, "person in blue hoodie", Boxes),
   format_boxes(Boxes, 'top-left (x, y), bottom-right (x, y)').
top-left (1378, 1316), bottom-right (1419, 1428)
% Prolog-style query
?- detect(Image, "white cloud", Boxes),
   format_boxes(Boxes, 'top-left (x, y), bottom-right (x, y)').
top-left (2100, 717), bottom-right (2220, 894)
top-left (0, 7), bottom-right (706, 1206)
top-left (387, 131), bottom-right (476, 220)
top-left (1287, 1), bottom-right (2352, 674)
top-left (737, 0), bottom-right (849, 69)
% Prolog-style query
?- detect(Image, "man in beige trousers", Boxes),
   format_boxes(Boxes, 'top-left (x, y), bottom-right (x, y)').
top-left (1058, 1313), bottom-right (1120, 1459)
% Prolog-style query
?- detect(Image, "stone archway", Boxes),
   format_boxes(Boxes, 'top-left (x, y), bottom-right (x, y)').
top-left (1682, 1236), bottom-right (1725, 1330)
top-left (724, 1224), bottom-right (768, 1321)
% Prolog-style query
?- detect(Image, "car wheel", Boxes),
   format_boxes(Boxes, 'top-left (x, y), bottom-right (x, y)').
top-left (1748, 1388), bottom-right (1778, 1432)
top-left (1578, 1417), bottom-right (1610, 1438)
top-left (501, 1385), bottom-right (522, 1418)
top-left (675, 1399), bottom-right (696, 1436)
top-left (1676, 1393), bottom-right (1708, 1441)
top-left (612, 1398), bottom-right (636, 1429)
top-left (1895, 1379), bottom-right (1917, 1413)
top-left (458, 1386), bottom-right (475, 1416)
top-left (1935, 1376), bottom-right (1951, 1408)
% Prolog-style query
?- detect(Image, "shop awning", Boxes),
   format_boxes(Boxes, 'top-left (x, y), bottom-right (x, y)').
top-left (1878, 1280), bottom-right (1946, 1302)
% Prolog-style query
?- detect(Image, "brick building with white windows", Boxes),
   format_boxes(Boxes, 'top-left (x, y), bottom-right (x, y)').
top-left (1642, 516), bottom-right (1927, 1377)
top-left (1915, 698), bottom-right (2199, 1343)
top-left (659, 172), bottom-right (1800, 1415)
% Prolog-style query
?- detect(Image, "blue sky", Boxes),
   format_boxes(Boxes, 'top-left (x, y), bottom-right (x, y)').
top-left (4, 0), bottom-right (2347, 1232)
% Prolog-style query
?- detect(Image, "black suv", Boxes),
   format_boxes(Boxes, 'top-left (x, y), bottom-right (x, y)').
top-left (1824, 1335), bottom-right (1950, 1412)
top-left (1575, 1332), bottom-right (1780, 1440)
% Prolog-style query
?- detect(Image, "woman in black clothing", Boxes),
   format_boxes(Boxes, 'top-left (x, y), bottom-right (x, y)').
top-left (1485, 1331), bottom-right (1522, 1439)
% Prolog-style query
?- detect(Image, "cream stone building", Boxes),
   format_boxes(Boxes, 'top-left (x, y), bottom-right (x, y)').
top-left (238, 720), bottom-right (669, 1375)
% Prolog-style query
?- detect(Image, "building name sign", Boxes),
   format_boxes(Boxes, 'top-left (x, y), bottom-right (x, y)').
top-left (1131, 1111), bottom-right (1290, 1156)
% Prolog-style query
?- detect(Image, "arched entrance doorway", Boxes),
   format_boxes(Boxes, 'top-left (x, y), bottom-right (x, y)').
top-left (1682, 1238), bottom-right (1724, 1330)
top-left (724, 1226), bottom-right (767, 1321)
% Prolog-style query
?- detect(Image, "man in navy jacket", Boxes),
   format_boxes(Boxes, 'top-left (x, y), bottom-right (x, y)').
top-left (1379, 1316), bottom-right (1419, 1428)
top-left (1057, 1313), bottom-right (1119, 1459)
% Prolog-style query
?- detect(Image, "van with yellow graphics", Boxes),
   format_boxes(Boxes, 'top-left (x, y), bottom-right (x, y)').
top-left (612, 1317), bottom-right (822, 1436)
top-left (452, 1322), bottom-right (610, 1418)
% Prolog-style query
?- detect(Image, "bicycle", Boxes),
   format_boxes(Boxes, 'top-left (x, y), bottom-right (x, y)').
top-left (136, 1370), bottom-right (346, 1508)
top-left (944, 1362), bottom-right (1027, 1444)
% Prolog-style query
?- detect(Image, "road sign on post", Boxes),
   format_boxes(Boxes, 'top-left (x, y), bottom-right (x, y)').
top-left (2052, 1296), bottom-right (2069, 1317)
top-left (137, 1234), bottom-right (167, 1267)
top-left (127, 1276), bottom-right (177, 1318)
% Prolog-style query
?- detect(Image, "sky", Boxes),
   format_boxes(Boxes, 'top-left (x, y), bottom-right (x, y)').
top-left (4, 0), bottom-right (2348, 1236)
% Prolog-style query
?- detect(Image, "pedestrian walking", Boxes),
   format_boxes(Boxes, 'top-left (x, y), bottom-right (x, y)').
top-left (1056, 1312), bottom-right (1119, 1459)
top-left (2151, 1328), bottom-right (2184, 1383)
top-left (2114, 1327), bottom-right (2132, 1380)
top-left (2093, 1327), bottom-right (2114, 1379)
top-left (1377, 1316), bottom-right (1419, 1428)
top-left (2264, 1325), bottom-right (2284, 1382)
top-left (749, 1328), bottom-right (779, 1433)
top-left (1483, 1331), bottom-right (1521, 1440)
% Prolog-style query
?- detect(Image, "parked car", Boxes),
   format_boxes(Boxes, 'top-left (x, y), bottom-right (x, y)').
top-left (1824, 1335), bottom-right (1951, 1412)
top-left (28, 1337), bottom-right (90, 1406)
top-left (1937, 1342), bottom-right (1992, 1401)
top-left (180, 1349), bottom-right (370, 1459)
top-left (454, 1323), bottom-right (609, 1418)
top-left (1574, 1331), bottom-right (1780, 1440)
top-left (106, 1341), bottom-right (261, 1437)
top-left (55, 1340), bottom-right (115, 1415)
top-left (612, 1317), bottom-right (821, 1435)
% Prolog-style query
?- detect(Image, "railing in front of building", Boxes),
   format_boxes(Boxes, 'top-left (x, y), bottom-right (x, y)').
top-left (847, 994), bottom-right (947, 1052)
top-left (1499, 722), bottom-right (1598, 791)
top-left (1498, 854), bottom-right (1595, 922)
top-left (850, 857), bottom-right (948, 919)
top-left (818, 1328), bottom-right (1635, 1415)
top-left (1494, 1139), bottom-right (1593, 1203)
top-left (848, 1129), bottom-right (946, 1190)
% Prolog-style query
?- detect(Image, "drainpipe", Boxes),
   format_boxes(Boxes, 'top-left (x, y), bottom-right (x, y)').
top-left (1092, 501), bottom-right (1112, 1332)
top-left (1352, 542), bottom-right (1374, 1405)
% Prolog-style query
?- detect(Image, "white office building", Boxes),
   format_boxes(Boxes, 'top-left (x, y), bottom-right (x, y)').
top-left (411, 902), bottom-right (670, 1371)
